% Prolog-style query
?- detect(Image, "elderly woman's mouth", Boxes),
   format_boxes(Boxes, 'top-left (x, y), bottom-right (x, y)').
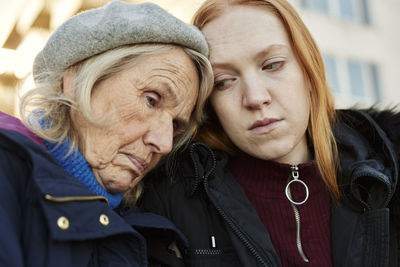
top-left (125, 154), bottom-right (147, 175)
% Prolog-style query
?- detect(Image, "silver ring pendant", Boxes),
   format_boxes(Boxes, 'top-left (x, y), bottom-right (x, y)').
top-left (285, 179), bottom-right (309, 205)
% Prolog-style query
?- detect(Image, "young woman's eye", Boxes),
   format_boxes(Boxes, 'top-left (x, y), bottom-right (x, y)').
top-left (214, 78), bottom-right (234, 90)
top-left (262, 61), bottom-right (284, 71)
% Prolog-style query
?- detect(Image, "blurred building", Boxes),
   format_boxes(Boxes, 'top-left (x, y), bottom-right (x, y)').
top-left (290, 0), bottom-right (400, 109)
top-left (0, 0), bottom-right (399, 116)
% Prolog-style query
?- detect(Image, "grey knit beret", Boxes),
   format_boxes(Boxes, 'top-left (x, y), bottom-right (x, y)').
top-left (33, 1), bottom-right (208, 80)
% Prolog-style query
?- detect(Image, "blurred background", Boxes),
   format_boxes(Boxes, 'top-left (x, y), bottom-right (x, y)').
top-left (1, 0), bottom-right (399, 116)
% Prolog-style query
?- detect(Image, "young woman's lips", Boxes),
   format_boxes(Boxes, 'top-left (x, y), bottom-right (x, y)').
top-left (249, 118), bottom-right (281, 133)
top-left (126, 155), bottom-right (146, 176)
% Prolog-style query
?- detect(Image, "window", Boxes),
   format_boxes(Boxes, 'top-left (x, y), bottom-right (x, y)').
top-left (302, 0), bottom-right (371, 24)
top-left (346, 59), bottom-right (382, 102)
top-left (323, 55), bottom-right (339, 93)
top-left (301, 0), bottom-right (329, 14)
top-left (360, 0), bottom-right (371, 24)
top-left (347, 60), bottom-right (364, 97)
top-left (321, 55), bottom-right (383, 105)
top-left (339, 0), bottom-right (371, 24)
top-left (339, 0), bottom-right (355, 21)
top-left (369, 64), bottom-right (382, 101)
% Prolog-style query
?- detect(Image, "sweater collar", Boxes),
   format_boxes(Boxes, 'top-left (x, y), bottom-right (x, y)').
top-left (228, 152), bottom-right (325, 196)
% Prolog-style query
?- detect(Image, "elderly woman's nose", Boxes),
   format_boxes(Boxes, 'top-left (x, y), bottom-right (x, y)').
top-left (144, 118), bottom-right (174, 154)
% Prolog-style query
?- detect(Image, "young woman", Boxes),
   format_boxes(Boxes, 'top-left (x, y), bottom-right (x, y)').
top-left (140, 0), bottom-right (400, 266)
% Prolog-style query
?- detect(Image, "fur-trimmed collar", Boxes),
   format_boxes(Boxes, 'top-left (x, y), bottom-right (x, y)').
top-left (359, 107), bottom-right (400, 149)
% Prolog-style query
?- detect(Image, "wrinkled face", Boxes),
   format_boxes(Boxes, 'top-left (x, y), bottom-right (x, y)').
top-left (202, 6), bottom-right (311, 164)
top-left (71, 47), bottom-right (199, 193)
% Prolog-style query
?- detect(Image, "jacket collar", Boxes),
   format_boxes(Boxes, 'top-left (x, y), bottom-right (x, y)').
top-left (177, 142), bottom-right (219, 195)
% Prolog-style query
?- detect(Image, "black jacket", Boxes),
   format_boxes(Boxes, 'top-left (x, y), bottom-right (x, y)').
top-left (139, 109), bottom-right (400, 267)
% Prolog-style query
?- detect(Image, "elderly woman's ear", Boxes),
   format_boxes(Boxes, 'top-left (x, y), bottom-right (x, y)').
top-left (62, 70), bottom-right (75, 99)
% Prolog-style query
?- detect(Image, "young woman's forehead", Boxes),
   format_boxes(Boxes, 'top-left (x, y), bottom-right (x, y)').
top-left (203, 5), bottom-right (291, 63)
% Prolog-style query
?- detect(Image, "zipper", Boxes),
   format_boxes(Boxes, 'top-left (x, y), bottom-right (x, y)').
top-left (285, 165), bottom-right (310, 263)
top-left (189, 143), bottom-right (271, 267)
top-left (200, 193), bottom-right (218, 249)
top-left (204, 178), bottom-right (270, 267)
top-left (289, 201), bottom-right (309, 262)
top-left (191, 249), bottom-right (224, 255)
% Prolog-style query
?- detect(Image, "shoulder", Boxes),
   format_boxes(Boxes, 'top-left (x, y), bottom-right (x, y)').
top-left (0, 122), bottom-right (70, 200)
top-left (0, 127), bottom-right (38, 184)
top-left (0, 111), bottom-right (45, 147)
top-left (0, 127), bottom-right (43, 222)
top-left (0, 112), bottom-right (49, 180)
top-left (335, 108), bottom-right (399, 165)
top-left (0, 126), bottom-right (51, 173)
top-left (336, 107), bottom-right (400, 148)
top-left (0, 133), bottom-right (32, 198)
top-left (361, 107), bottom-right (400, 148)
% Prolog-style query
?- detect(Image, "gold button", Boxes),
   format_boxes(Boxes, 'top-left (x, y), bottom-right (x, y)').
top-left (99, 214), bottom-right (109, 226)
top-left (57, 216), bottom-right (69, 230)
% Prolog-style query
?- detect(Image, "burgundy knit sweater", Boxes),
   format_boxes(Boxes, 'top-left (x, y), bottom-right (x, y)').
top-left (228, 153), bottom-right (332, 267)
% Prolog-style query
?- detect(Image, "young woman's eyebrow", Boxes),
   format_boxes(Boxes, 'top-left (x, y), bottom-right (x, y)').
top-left (253, 44), bottom-right (288, 61)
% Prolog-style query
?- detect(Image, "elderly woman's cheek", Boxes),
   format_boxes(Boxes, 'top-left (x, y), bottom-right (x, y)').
top-left (86, 140), bottom-right (117, 168)
top-left (95, 165), bottom-right (135, 193)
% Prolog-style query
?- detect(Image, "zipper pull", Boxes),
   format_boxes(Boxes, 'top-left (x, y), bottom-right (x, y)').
top-left (210, 236), bottom-right (216, 248)
top-left (285, 165), bottom-right (309, 205)
top-left (291, 165), bottom-right (299, 179)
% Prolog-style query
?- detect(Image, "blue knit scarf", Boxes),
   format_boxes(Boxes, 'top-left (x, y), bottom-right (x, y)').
top-left (42, 139), bottom-right (123, 209)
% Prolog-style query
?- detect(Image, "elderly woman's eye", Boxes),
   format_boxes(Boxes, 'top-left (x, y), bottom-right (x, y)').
top-left (146, 96), bottom-right (156, 106)
top-left (145, 92), bottom-right (161, 107)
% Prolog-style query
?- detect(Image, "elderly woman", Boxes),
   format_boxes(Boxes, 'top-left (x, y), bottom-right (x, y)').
top-left (0, 1), bottom-right (212, 266)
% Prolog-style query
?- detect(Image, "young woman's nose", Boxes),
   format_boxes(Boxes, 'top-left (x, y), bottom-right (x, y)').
top-left (143, 117), bottom-right (173, 154)
top-left (242, 74), bottom-right (272, 109)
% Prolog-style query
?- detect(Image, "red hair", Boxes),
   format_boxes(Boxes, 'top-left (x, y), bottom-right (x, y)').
top-left (193, 0), bottom-right (339, 200)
